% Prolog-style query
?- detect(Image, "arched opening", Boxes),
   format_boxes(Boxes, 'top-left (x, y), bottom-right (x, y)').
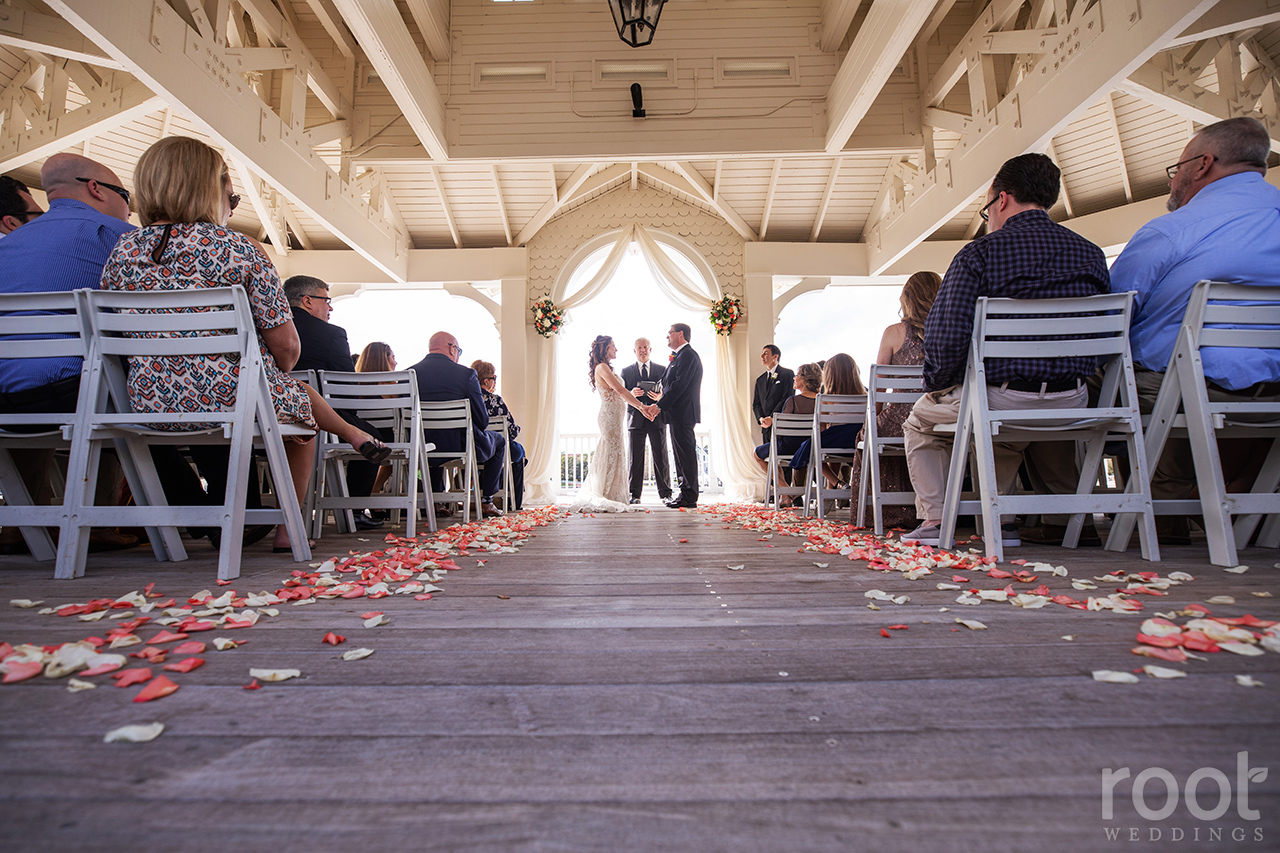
top-left (774, 283), bottom-right (906, 384)
top-left (556, 242), bottom-right (722, 496)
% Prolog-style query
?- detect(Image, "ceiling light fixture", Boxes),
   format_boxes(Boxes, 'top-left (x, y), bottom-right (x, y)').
top-left (607, 0), bottom-right (666, 48)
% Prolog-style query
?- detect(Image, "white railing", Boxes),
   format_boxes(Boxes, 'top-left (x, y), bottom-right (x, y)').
top-left (559, 430), bottom-right (722, 493)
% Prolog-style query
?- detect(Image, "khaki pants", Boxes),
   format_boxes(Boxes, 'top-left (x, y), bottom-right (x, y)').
top-left (1133, 367), bottom-right (1280, 500)
top-left (903, 384), bottom-right (1086, 521)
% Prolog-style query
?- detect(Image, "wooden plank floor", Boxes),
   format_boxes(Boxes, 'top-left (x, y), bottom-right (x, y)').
top-left (1, 504), bottom-right (1278, 852)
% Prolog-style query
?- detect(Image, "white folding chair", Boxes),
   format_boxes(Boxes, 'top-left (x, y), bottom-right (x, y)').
top-left (486, 414), bottom-right (516, 511)
top-left (60, 285), bottom-right (313, 581)
top-left (938, 292), bottom-right (1159, 563)
top-left (287, 369), bottom-right (321, 532)
top-left (803, 393), bottom-right (867, 520)
top-left (1109, 280), bottom-right (1280, 566)
top-left (765, 412), bottom-right (813, 510)
top-left (857, 364), bottom-right (925, 535)
top-left (315, 370), bottom-right (435, 538)
top-left (0, 290), bottom-right (93, 562)
top-left (419, 400), bottom-right (483, 524)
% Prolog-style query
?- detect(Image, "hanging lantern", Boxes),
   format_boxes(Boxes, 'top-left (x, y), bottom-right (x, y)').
top-left (607, 0), bottom-right (666, 48)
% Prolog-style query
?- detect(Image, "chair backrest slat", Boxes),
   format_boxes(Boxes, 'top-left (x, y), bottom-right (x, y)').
top-left (0, 291), bottom-right (86, 362)
top-left (976, 293), bottom-right (1131, 361)
top-left (420, 400), bottom-right (472, 432)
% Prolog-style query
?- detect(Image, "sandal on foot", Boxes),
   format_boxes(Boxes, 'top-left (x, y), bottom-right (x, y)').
top-left (358, 440), bottom-right (392, 464)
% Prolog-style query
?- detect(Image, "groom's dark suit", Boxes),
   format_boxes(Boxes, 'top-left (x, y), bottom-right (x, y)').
top-left (656, 344), bottom-right (703, 505)
top-left (620, 359), bottom-right (672, 501)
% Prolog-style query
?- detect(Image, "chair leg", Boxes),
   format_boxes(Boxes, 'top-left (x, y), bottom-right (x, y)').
top-left (0, 448), bottom-right (57, 562)
top-left (119, 435), bottom-right (187, 562)
top-left (55, 438), bottom-right (101, 580)
top-left (856, 451), bottom-right (868, 530)
top-left (1231, 437), bottom-right (1280, 551)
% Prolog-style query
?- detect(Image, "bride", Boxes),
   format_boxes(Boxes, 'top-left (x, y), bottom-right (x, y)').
top-left (568, 335), bottom-right (652, 512)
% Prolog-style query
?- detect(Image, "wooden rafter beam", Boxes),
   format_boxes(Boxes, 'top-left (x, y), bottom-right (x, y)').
top-left (1167, 0), bottom-right (1280, 49)
top-left (866, 0), bottom-right (1218, 275)
top-left (237, 0), bottom-right (350, 119)
top-left (230, 156), bottom-right (291, 256)
top-left (669, 161), bottom-right (759, 242)
top-left (402, 0), bottom-right (450, 62)
top-left (919, 0), bottom-right (1023, 108)
top-left (0, 6), bottom-right (120, 69)
top-left (1102, 93), bottom-right (1132, 203)
top-left (515, 163), bottom-right (595, 246)
top-left (305, 0), bottom-right (358, 58)
top-left (0, 74), bottom-right (162, 171)
top-left (1119, 53), bottom-right (1280, 153)
top-left (491, 166), bottom-right (511, 247)
top-left (826, 0), bottom-right (934, 153)
top-left (46, 0), bottom-right (406, 281)
top-left (810, 158), bottom-right (842, 242)
top-left (429, 164), bottom-right (460, 249)
top-left (332, 0), bottom-right (448, 161)
top-left (819, 0), bottom-right (865, 53)
top-left (759, 159), bottom-right (781, 240)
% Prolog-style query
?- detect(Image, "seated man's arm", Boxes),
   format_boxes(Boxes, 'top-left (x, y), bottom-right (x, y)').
top-left (922, 252), bottom-right (982, 391)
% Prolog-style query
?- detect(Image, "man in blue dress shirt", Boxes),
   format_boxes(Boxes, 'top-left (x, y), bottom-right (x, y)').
top-left (0, 153), bottom-right (136, 552)
top-left (1109, 117), bottom-right (1280, 515)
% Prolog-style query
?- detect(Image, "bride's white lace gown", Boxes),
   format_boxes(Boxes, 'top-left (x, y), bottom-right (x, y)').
top-left (568, 384), bottom-right (636, 513)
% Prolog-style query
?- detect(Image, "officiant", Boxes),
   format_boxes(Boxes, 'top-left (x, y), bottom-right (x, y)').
top-left (620, 337), bottom-right (672, 505)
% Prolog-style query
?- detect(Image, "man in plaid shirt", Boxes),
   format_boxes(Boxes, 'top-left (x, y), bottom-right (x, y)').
top-left (901, 153), bottom-right (1109, 548)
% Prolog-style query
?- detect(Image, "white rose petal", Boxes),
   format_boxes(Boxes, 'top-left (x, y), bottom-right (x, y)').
top-left (249, 668), bottom-right (302, 682)
top-left (1092, 670), bottom-right (1140, 684)
top-left (104, 722), bottom-right (165, 743)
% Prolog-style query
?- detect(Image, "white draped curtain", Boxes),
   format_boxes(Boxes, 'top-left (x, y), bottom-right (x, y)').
top-left (525, 224), bottom-right (766, 505)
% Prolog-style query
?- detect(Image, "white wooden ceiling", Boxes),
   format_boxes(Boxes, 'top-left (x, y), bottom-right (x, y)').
top-left (1, 0), bottom-right (1277, 277)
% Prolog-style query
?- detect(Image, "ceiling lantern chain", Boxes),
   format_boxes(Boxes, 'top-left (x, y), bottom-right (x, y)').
top-left (607, 0), bottom-right (667, 48)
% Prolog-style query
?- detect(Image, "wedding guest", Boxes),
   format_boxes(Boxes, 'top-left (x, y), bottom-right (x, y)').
top-left (472, 359), bottom-right (525, 511)
top-left (752, 344), bottom-right (794, 446)
top-left (99, 136), bottom-right (391, 553)
top-left (356, 341), bottom-right (398, 501)
top-left (285, 274), bottom-right (383, 530)
top-left (789, 354), bottom-right (867, 491)
top-left (847, 271), bottom-right (941, 529)
top-left (0, 175), bottom-right (42, 236)
top-left (408, 332), bottom-right (506, 518)
top-left (753, 361), bottom-right (822, 507)
top-left (0, 153), bottom-right (137, 554)
top-left (901, 153), bottom-right (1108, 549)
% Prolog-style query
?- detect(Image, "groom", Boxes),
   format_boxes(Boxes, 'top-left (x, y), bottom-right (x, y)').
top-left (645, 323), bottom-right (703, 509)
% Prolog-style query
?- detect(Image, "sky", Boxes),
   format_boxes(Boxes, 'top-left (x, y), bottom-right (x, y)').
top-left (330, 251), bottom-right (906, 436)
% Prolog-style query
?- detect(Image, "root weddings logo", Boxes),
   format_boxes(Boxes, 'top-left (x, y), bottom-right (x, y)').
top-left (1101, 752), bottom-right (1267, 843)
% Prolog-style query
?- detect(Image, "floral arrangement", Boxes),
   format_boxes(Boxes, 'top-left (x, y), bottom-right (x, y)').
top-left (531, 297), bottom-right (566, 338)
top-left (709, 296), bottom-right (743, 336)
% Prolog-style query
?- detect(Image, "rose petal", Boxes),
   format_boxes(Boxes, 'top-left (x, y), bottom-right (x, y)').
top-left (341, 648), bottom-right (375, 661)
top-left (162, 657), bottom-right (204, 673)
top-left (322, 632), bottom-right (346, 646)
top-left (133, 675), bottom-right (179, 702)
top-left (249, 668), bottom-right (301, 682)
top-left (1092, 670), bottom-right (1140, 684)
top-left (111, 667), bottom-right (153, 687)
top-left (104, 722), bottom-right (165, 743)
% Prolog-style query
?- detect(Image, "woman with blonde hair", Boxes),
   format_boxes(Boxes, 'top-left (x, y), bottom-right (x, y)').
top-left (100, 135), bottom-right (390, 553)
top-left (848, 270), bottom-right (942, 530)
top-left (788, 353), bottom-right (867, 493)
top-left (471, 359), bottom-right (526, 510)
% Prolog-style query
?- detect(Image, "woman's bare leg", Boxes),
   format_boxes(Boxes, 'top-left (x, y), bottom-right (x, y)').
top-left (274, 437), bottom-right (316, 549)
top-left (301, 383), bottom-right (380, 450)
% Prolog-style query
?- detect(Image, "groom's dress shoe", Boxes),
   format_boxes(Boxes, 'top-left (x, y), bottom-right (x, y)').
top-left (629, 497), bottom-right (641, 504)
top-left (663, 498), bottom-right (681, 509)
top-left (665, 497), bottom-right (697, 509)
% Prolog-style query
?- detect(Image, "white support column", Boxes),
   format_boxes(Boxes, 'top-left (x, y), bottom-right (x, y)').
top-left (500, 277), bottom-right (529, 440)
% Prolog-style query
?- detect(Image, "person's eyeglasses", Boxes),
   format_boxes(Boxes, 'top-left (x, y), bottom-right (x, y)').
top-left (978, 195), bottom-right (999, 222)
top-left (1165, 154), bottom-right (1207, 180)
top-left (76, 177), bottom-right (130, 204)
top-left (306, 294), bottom-right (332, 304)
top-left (450, 343), bottom-right (463, 357)
top-left (228, 193), bottom-right (241, 212)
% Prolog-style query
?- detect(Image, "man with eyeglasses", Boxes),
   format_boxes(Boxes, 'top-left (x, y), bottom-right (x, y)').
top-left (409, 332), bottom-right (507, 519)
top-left (900, 153), bottom-right (1109, 550)
top-left (282, 274), bottom-right (384, 531)
top-left (0, 153), bottom-right (137, 554)
top-left (1107, 117), bottom-right (1280, 542)
top-left (0, 175), bottom-right (43, 236)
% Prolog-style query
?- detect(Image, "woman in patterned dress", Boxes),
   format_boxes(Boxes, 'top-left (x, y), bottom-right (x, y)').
top-left (848, 270), bottom-right (942, 531)
top-left (100, 136), bottom-right (390, 552)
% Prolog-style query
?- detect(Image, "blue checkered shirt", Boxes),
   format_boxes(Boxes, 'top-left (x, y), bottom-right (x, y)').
top-left (922, 209), bottom-right (1110, 391)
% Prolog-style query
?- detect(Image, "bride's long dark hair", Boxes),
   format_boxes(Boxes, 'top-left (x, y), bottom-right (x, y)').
top-left (588, 335), bottom-right (613, 390)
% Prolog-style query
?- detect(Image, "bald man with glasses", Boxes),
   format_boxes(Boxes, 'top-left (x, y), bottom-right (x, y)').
top-left (0, 153), bottom-right (137, 553)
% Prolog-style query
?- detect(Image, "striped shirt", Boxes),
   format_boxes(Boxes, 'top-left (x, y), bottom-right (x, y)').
top-left (922, 208), bottom-right (1109, 391)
